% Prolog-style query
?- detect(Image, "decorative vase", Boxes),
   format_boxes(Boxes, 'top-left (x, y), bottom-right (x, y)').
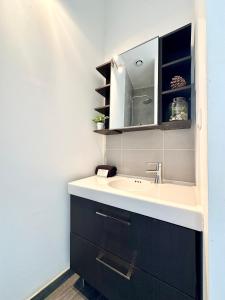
top-left (97, 122), bottom-right (104, 130)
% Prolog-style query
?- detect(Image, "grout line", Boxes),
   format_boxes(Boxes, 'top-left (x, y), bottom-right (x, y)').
top-left (105, 147), bottom-right (122, 150)
top-left (120, 134), bottom-right (123, 171)
top-left (103, 145), bottom-right (107, 164)
top-left (163, 178), bottom-right (195, 185)
top-left (105, 147), bottom-right (195, 151)
top-left (103, 135), bottom-right (107, 164)
top-left (163, 149), bottom-right (195, 151)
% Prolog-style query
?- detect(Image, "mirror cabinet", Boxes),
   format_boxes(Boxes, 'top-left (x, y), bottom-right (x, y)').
top-left (94, 24), bottom-right (192, 135)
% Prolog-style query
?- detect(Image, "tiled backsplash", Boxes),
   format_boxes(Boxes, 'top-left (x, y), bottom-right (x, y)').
top-left (105, 128), bottom-right (195, 183)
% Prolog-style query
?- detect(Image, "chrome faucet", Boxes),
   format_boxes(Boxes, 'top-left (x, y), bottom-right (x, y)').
top-left (145, 162), bottom-right (162, 184)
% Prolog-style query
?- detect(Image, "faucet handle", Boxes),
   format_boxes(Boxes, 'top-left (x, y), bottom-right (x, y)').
top-left (145, 162), bottom-right (162, 184)
top-left (146, 162), bottom-right (161, 171)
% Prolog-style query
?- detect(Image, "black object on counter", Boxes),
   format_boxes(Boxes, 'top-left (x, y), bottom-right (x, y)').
top-left (95, 165), bottom-right (117, 177)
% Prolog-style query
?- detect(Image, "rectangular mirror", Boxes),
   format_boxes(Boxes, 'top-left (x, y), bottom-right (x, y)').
top-left (110, 37), bottom-right (159, 130)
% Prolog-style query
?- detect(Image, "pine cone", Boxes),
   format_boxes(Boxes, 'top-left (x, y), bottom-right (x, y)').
top-left (170, 75), bottom-right (186, 89)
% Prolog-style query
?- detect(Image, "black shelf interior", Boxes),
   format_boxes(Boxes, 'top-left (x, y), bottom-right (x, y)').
top-left (160, 24), bottom-right (192, 126)
top-left (96, 61), bottom-right (111, 84)
top-left (95, 84), bottom-right (110, 99)
top-left (161, 24), bottom-right (191, 65)
top-left (162, 55), bottom-right (191, 68)
top-left (105, 118), bottom-right (109, 130)
top-left (94, 105), bottom-right (110, 115)
top-left (162, 59), bottom-right (191, 91)
top-left (161, 87), bottom-right (191, 122)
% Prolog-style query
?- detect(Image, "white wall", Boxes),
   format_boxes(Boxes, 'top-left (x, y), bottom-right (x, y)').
top-left (0, 1), bottom-right (104, 299)
top-left (104, 0), bottom-right (195, 60)
top-left (206, 0), bottom-right (225, 299)
top-left (194, 2), bottom-right (208, 300)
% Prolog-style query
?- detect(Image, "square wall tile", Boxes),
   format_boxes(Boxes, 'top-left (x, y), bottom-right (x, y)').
top-left (164, 150), bottom-right (195, 183)
top-left (164, 127), bottom-right (195, 150)
top-left (123, 130), bottom-right (163, 149)
top-left (105, 149), bottom-right (122, 173)
top-left (122, 149), bottom-right (163, 177)
top-left (106, 135), bottom-right (122, 149)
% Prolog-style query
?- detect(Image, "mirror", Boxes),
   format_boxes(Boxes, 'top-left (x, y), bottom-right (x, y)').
top-left (110, 37), bottom-right (159, 129)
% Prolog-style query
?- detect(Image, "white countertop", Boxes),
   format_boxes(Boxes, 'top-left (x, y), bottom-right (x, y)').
top-left (68, 175), bottom-right (203, 231)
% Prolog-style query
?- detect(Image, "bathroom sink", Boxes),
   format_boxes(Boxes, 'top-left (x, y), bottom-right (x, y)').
top-left (68, 175), bottom-right (203, 231)
top-left (108, 177), bottom-right (152, 193)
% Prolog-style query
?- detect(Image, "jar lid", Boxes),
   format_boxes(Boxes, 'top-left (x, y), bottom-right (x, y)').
top-left (172, 97), bottom-right (186, 101)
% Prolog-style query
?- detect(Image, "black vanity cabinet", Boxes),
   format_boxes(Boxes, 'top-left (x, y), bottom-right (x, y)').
top-left (70, 196), bottom-right (202, 300)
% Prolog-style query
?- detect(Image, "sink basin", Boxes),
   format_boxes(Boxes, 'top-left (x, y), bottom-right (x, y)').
top-left (108, 177), bottom-right (152, 193)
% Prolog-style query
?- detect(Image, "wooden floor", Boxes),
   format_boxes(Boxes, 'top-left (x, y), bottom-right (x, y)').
top-left (45, 274), bottom-right (107, 300)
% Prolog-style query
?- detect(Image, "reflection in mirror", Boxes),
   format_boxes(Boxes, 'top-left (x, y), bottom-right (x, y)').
top-left (110, 37), bottom-right (158, 129)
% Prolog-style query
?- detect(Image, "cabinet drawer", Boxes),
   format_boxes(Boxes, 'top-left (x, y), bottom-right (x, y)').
top-left (71, 195), bottom-right (137, 263)
top-left (71, 195), bottom-right (201, 298)
top-left (70, 233), bottom-right (193, 300)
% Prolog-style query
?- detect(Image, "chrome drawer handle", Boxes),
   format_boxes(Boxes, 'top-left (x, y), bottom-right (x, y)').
top-left (96, 211), bottom-right (131, 226)
top-left (96, 253), bottom-right (133, 280)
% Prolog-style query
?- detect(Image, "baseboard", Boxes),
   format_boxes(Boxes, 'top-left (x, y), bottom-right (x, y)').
top-left (29, 269), bottom-right (75, 300)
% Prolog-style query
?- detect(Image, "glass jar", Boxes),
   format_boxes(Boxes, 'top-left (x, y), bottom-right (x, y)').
top-left (169, 97), bottom-right (188, 121)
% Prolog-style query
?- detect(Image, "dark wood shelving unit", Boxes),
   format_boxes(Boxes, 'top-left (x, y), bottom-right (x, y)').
top-left (118, 125), bottom-right (159, 133)
top-left (94, 62), bottom-right (112, 132)
top-left (161, 55), bottom-right (191, 68)
top-left (159, 23), bottom-right (192, 130)
top-left (162, 85), bottom-right (192, 95)
top-left (94, 129), bottom-right (122, 135)
top-left (93, 24), bottom-right (193, 135)
top-left (94, 104), bottom-right (110, 115)
top-left (98, 121), bottom-right (191, 133)
top-left (161, 24), bottom-right (191, 65)
top-left (160, 120), bottom-right (191, 130)
top-left (95, 84), bottom-right (110, 99)
top-left (96, 61), bottom-right (111, 84)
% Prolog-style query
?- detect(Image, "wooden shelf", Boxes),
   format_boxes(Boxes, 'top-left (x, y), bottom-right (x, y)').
top-left (94, 129), bottom-right (121, 135)
top-left (96, 61), bottom-right (111, 82)
top-left (119, 125), bottom-right (159, 132)
top-left (162, 85), bottom-right (192, 95)
top-left (160, 120), bottom-right (191, 130)
top-left (93, 121), bottom-right (191, 134)
top-left (162, 56), bottom-right (191, 68)
top-left (95, 84), bottom-right (110, 98)
top-left (94, 105), bottom-right (110, 115)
